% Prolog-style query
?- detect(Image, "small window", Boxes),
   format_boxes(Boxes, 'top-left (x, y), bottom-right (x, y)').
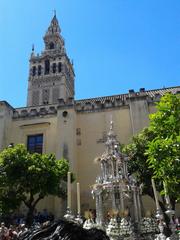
top-left (52, 63), bottom-right (56, 73)
top-left (44, 60), bottom-right (50, 75)
top-left (38, 65), bottom-right (41, 76)
top-left (27, 134), bottom-right (43, 154)
top-left (62, 111), bottom-right (68, 118)
top-left (58, 62), bottom-right (62, 73)
top-left (76, 128), bottom-right (81, 135)
top-left (32, 66), bottom-right (36, 76)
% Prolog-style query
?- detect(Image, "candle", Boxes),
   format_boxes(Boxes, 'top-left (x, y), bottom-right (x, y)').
top-left (77, 182), bottom-right (81, 214)
top-left (67, 172), bottom-right (71, 209)
top-left (151, 178), bottom-right (160, 210)
top-left (163, 181), bottom-right (171, 206)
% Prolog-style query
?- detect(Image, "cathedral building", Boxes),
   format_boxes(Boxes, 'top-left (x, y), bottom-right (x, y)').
top-left (0, 15), bottom-right (179, 217)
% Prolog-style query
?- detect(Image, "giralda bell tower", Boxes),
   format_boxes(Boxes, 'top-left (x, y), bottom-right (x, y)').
top-left (27, 14), bottom-right (75, 107)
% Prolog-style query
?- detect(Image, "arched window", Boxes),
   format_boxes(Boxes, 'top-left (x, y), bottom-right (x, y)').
top-left (52, 63), bottom-right (56, 73)
top-left (58, 62), bottom-right (62, 73)
top-left (32, 66), bottom-right (36, 76)
top-left (38, 65), bottom-right (41, 76)
top-left (44, 60), bottom-right (50, 75)
top-left (49, 42), bottom-right (55, 49)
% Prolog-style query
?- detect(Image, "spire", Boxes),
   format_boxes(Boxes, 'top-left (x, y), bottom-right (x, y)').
top-left (32, 44), bottom-right (34, 52)
top-left (110, 115), bottom-right (113, 131)
top-left (45, 13), bottom-right (61, 37)
top-left (31, 44), bottom-right (35, 57)
top-left (43, 13), bottom-right (64, 51)
top-left (107, 116), bottom-right (116, 139)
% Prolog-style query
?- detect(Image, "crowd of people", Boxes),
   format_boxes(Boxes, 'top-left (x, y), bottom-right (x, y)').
top-left (0, 209), bottom-right (54, 240)
top-left (0, 222), bottom-right (27, 240)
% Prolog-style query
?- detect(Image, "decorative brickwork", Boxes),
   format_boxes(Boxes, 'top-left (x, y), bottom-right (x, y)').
top-left (32, 90), bottom-right (40, 106)
top-left (52, 88), bottom-right (59, 104)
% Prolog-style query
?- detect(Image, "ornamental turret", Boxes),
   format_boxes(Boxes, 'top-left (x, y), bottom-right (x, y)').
top-left (27, 13), bottom-right (74, 107)
top-left (43, 14), bottom-right (64, 53)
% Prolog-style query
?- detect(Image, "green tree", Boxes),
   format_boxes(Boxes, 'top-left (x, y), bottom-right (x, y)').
top-left (147, 93), bottom-right (180, 201)
top-left (123, 128), bottom-right (155, 198)
top-left (0, 144), bottom-right (70, 225)
top-left (122, 128), bottom-right (171, 221)
top-left (123, 93), bottom-right (180, 208)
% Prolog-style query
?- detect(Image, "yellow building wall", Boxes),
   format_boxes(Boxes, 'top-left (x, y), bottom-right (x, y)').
top-left (2, 97), bottom-right (179, 218)
top-left (76, 106), bottom-right (133, 212)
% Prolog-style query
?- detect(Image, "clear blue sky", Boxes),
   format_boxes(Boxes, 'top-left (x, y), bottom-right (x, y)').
top-left (0, 0), bottom-right (179, 107)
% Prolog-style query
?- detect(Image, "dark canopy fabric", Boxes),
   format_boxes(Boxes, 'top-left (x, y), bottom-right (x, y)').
top-left (19, 220), bottom-right (109, 240)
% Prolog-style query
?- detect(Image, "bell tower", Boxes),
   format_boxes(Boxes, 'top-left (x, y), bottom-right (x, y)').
top-left (27, 14), bottom-right (75, 106)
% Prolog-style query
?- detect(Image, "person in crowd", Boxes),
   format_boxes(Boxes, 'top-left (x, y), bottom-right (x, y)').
top-left (8, 225), bottom-right (18, 240)
top-left (0, 222), bottom-right (8, 240)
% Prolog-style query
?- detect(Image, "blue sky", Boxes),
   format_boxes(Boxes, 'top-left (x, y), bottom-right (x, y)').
top-left (0, 0), bottom-right (179, 107)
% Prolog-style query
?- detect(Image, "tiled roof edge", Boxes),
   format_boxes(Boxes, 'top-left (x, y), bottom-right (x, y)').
top-left (75, 86), bottom-right (180, 104)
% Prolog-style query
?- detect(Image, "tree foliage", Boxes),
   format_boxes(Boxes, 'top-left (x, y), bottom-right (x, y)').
top-left (123, 93), bottom-right (180, 202)
top-left (147, 93), bottom-right (180, 200)
top-left (0, 144), bottom-right (70, 225)
top-left (123, 128), bottom-right (155, 197)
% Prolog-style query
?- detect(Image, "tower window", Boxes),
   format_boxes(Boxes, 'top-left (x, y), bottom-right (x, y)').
top-left (49, 42), bottom-right (55, 49)
top-left (52, 63), bottom-right (56, 73)
top-left (58, 62), bottom-right (62, 73)
top-left (27, 134), bottom-right (43, 154)
top-left (38, 65), bottom-right (41, 76)
top-left (32, 66), bottom-right (36, 76)
top-left (44, 60), bottom-right (50, 75)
